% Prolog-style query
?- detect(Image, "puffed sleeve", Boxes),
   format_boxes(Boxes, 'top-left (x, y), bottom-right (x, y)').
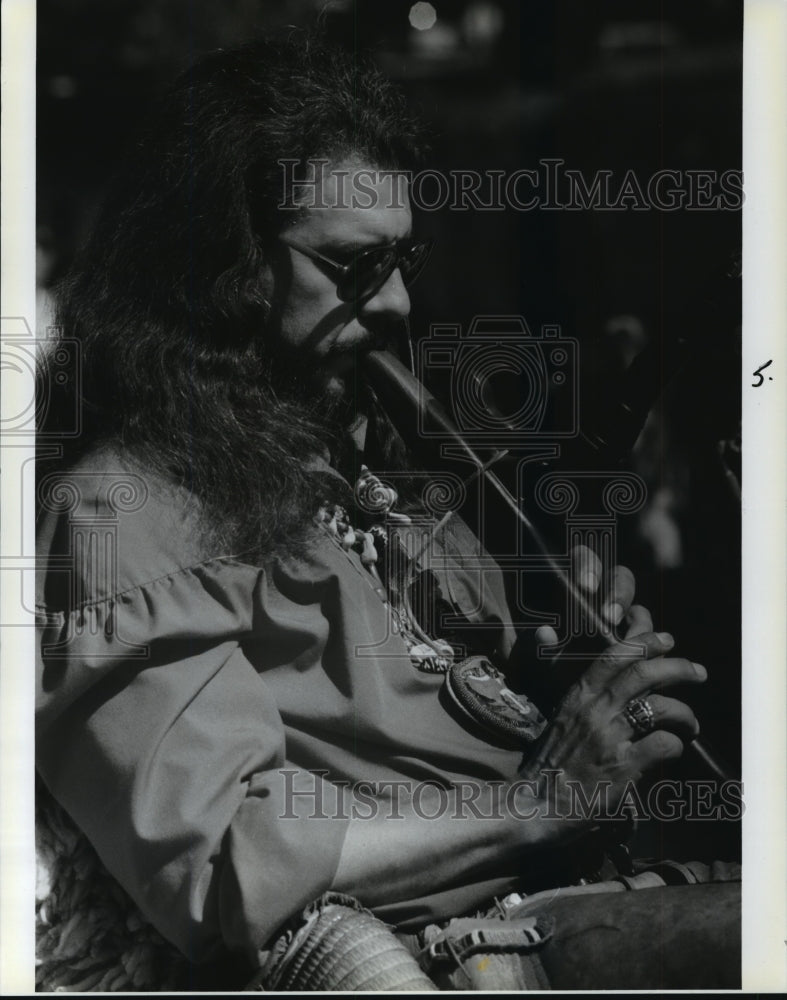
top-left (35, 464), bottom-right (350, 965)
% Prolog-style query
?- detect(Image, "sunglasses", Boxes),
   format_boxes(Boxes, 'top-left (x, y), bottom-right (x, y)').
top-left (279, 234), bottom-right (433, 303)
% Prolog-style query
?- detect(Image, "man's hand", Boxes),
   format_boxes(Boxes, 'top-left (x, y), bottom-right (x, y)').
top-left (335, 546), bottom-right (704, 904)
top-left (521, 546), bottom-right (705, 830)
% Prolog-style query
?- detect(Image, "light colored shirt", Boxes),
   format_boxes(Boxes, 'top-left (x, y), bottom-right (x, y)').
top-left (35, 445), bottom-right (531, 964)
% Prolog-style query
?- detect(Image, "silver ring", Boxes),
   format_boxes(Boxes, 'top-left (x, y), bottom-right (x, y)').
top-left (623, 697), bottom-right (655, 735)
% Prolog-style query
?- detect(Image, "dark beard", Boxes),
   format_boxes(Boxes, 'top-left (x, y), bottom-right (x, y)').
top-left (259, 340), bottom-right (377, 440)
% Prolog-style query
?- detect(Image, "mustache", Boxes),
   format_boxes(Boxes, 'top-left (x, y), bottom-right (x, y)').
top-left (257, 320), bottom-right (406, 419)
top-left (325, 327), bottom-right (394, 358)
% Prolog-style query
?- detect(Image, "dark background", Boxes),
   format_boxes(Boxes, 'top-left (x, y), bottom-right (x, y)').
top-left (37, 0), bottom-right (743, 849)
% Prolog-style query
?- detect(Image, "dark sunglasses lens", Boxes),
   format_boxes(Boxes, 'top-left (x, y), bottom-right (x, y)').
top-left (398, 243), bottom-right (431, 285)
top-left (337, 242), bottom-right (432, 301)
top-left (339, 247), bottom-right (398, 301)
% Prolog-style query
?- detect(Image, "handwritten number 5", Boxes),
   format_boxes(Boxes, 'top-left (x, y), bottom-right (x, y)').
top-left (752, 360), bottom-right (773, 387)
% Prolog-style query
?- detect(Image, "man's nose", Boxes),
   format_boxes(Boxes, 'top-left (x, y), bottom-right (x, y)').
top-left (359, 267), bottom-right (411, 319)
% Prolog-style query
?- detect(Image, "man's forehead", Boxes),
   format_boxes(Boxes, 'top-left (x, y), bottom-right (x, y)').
top-left (287, 161), bottom-right (412, 243)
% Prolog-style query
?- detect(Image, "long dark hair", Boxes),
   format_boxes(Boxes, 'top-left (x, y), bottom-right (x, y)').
top-left (39, 33), bottom-right (423, 558)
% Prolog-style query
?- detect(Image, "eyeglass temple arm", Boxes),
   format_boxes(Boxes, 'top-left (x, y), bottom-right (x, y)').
top-left (279, 236), bottom-right (347, 275)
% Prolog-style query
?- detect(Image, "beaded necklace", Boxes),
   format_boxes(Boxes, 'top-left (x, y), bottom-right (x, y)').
top-left (317, 464), bottom-right (548, 747)
top-left (316, 466), bottom-right (455, 673)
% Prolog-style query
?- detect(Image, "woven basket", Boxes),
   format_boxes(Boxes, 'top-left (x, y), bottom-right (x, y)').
top-left (261, 898), bottom-right (437, 992)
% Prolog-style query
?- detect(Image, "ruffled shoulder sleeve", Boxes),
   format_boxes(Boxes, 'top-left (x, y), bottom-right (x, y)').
top-left (36, 444), bottom-right (224, 607)
top-left (35, 445), bottom-right (256, 719)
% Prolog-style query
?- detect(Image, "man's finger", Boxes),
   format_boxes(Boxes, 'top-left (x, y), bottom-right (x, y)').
top-left (629, 728), bottom-right (686, 772)
top-left (600, 565), bottom-right (636, 626)
top-left (583, 630), bottom-right (674, 690)
top-left (615, 693), bottom-right (700, 742)
top-left (623, 604), bottom-right (653, 639)
top-left (535, 625), bottom-right (558, 649)
top-left (571, 545), bottom-right (602, 593)
top-left (609, 656), bottom-right (707, 705)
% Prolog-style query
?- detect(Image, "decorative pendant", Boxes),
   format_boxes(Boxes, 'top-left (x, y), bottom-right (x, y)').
top-left (444, 656), bottom-right (547, 746)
